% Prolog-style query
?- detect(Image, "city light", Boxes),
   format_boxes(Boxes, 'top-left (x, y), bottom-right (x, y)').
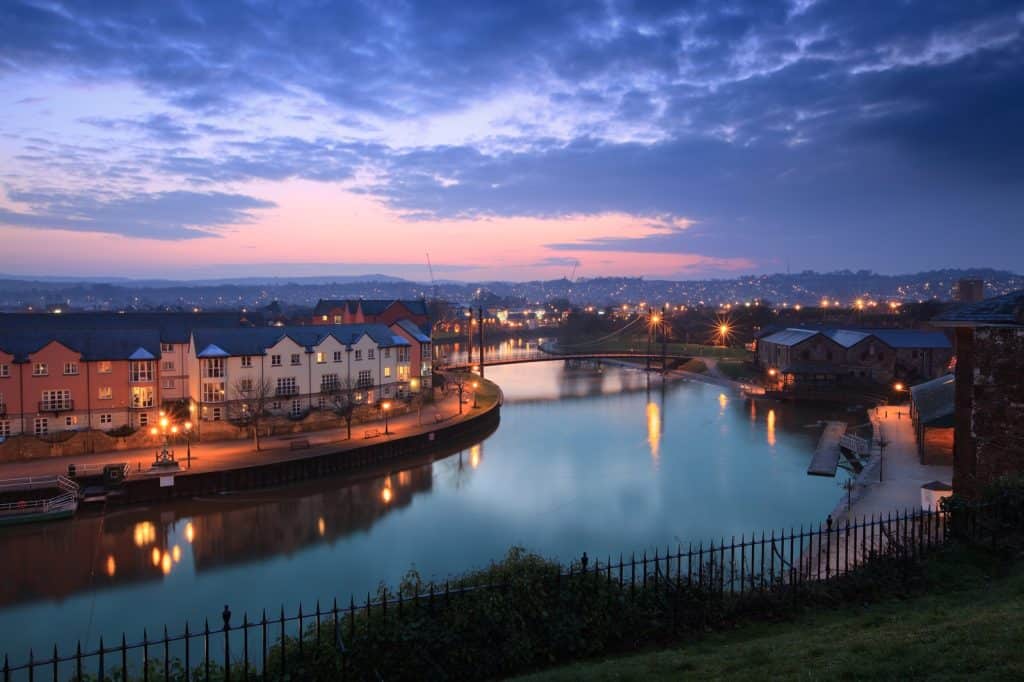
top-left (894, 382), bottom-right (905, 392)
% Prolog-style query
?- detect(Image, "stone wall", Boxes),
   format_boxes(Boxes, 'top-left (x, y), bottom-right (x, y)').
top-left (966, 327), bottom-right (1024, 496)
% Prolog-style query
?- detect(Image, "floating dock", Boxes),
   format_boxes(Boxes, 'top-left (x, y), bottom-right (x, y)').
top-left (807, 421), bottom-right (848, 477)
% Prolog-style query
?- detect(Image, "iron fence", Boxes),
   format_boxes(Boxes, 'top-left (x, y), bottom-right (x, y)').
top-left (2, 504), bottom-right (1003, 682)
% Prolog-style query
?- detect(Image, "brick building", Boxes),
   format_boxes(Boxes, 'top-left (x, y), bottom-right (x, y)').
top-left (311, 299), bottom-right (429, 328)
top-left (933, 290), bottom-right (1024, 498)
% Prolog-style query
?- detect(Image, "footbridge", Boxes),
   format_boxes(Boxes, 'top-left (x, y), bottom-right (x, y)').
top-left (438, 348), bottom-right (693, 372)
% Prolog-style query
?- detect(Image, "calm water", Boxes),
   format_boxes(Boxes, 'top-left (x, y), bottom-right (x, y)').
top-left (0, 360), bottom-right (853, 659)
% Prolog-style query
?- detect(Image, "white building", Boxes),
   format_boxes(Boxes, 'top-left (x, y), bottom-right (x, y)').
top-left (186, 325), bottom-right (412, 423)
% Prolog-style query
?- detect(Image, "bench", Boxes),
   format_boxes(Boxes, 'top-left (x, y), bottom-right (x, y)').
top-left (289, 439), bottom-right (311, 451)
top-left (363, 428), bottom-right (381, 439)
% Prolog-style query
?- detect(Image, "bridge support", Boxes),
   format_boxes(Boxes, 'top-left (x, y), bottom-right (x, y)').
top-left (478, 306), bottom-right (485, 378)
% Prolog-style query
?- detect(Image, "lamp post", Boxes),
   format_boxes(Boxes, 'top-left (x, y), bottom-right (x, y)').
top-left (184, 420), bottom-right (193, 469)
top-left (472, 381), bottom-right (479, 409)
top-left (150, 411), bottom-right (177, 468)
top-left (381, 401), bottom-right (392, 435)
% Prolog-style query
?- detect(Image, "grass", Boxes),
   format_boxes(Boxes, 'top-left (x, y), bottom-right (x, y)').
top-left (516, 546), bottom-right (1024, 681)
top-left (714, 359), bottom-right (760, 382)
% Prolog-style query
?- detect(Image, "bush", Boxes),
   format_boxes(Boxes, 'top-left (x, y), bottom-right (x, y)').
top-left (106, 425), bottom-right (137, 438)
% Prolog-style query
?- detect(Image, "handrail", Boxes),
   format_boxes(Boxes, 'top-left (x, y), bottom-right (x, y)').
top-left (0, 475), bottom-right (62, 492)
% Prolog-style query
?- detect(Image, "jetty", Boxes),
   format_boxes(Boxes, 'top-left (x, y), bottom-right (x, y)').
top-left (807, 421), bottom-right (848, 477)
top-left (0, 475), bottom-right (80, 526)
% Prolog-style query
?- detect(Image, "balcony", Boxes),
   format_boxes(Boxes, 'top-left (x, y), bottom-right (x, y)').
top-left (39, 399), bottom-right (74, 413)
top-left (276, 386), bottom-right (299, 397)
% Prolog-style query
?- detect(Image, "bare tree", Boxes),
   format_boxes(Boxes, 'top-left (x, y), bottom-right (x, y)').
top-left (328, 375), bottom-right (358, 440)
top-left (229, 376), bottom-right (274, 451)
top-left (448, 373), bottom-right (469, 414)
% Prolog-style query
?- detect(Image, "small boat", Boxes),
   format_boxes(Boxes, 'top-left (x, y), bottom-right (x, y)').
top-left (0, 475), bottom-right (80, 526)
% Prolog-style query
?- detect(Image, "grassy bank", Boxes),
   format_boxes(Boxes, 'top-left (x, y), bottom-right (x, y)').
top-left (518, 546), bottom-right (1024, 681)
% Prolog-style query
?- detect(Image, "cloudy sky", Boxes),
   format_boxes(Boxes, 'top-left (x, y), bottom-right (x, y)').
top-left (1, 1), bottom-right (1021, 281)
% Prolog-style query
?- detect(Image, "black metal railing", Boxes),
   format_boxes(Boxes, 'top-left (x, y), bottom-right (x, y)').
top-left (37, 399), bottom-right (74, 413)
top-left (3, 505), bottom-right (1002, 681)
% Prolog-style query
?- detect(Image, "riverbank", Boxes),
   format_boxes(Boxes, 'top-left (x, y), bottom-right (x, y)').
top-left (0, 378), bottom-right (502, 506)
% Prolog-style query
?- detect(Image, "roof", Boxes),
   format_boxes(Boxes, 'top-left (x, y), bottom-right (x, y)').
top-left (759, 328), bottom-right (820, 347)
top-left (393, 319), bottom-right (431, 343)
top-left (0, 312), bottom-right (257, 343)
top-left (932, 290), bottom-right (1024, 327)
top-left (313, 299), bottom-right (428, 318)
top-left (910, 374), bottom-right (955, 427)
top-left (822, 329), bottom-right (871, 348)
top-left (0, 328), bottom-right (162, 362)
top-left (191, 324), bottom-right (409, 357)
top-left (868, 329), bottom-right (951, 349)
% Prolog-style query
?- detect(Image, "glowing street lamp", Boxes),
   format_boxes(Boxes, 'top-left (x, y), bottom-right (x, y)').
top-left (472, 381), bottom-right (479, 408)
top-left (381, 401), bottom-right (392, 434)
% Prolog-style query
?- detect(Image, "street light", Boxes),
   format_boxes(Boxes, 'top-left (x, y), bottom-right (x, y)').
top-left (381, 401), bottom-right (392, 435)
top-left (183, 421), bottom-right (193, 469)
top-left (472, 381), bottom-right (479, 408)
top-left (150, 414), bottom-right (177, 468)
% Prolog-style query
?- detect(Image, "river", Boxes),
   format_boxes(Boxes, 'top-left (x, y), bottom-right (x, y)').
top-left (0, 355), bottom-right (853, 661)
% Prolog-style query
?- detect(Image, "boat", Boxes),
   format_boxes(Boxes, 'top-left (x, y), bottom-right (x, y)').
top-left (0, 475), bottom-right (80, 526)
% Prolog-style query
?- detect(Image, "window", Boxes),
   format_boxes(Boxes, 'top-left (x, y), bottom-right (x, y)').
top-left (368, 349), bottom-right (375, 360)
top-left (98, 386), bottom-right (113, 400)
top-left (333, 351), bottom-right (343, 362)
top-left (321, 314), bottom-right (328, 322)
top-left (271, 354), bottom-right (282, 367)
top-left (384, 348), bottom-right (391, 359)
top-left (202, 382), bottom-right (225, 403)
top-left (130, 361), bottom-right (153, 382)
top-left (40, 389), bottom-right (71, 411)
top-left (383, 367), bottom-right (392, 378)
top-left (139, 413), bottom-right (149, 427)
top-left (34, 417), bottom-right (48, 436)
top-left (160, 343), bottom-right (174, 353)
top-left (316, 351), bottom-right (326, 364)
top-left (357, 370), bottom-right (373, 388)
top-left (162, 378), bottom-right (175, 390)
top-left (290, 400), bottom-right (303, 417)
top-left (239, 378), bottom-right (254, 393)
top-left (99, 414), bottom-right (112, 425)
top-left (161, 360), bottom-right (174, 371)
top-left (398, 365), bottom-right (409, 381)
top-left (131, 386), bottom-right (154, 408)
top-left (241, 355), bottom-right (253, 368)
top-left (212, 407), bottom-right (222, 421)
top-left (321, 374), bottom-right (339, 392)
top-left (333, 315), bottom-right (342, 324)
top-left (65, 416), bottom-right (79, 427)
top-left (204, 358), bottom-right (225, 378)
top-left (276, 377), bottom-right (298, 396)
top-left (64, 362), bottom-right (79, 375)
top-left (290, 353), bottom-right (301, 366)
top-left (0, 420), bottom-right (10, 437)
top-left (33, 363), bottom-right (48, 376)
top-left (271, 401), bottom-right (281, 411)
top-left (399, 347), bottom-right (410, 362)
top-left (0, 364), bottom-right (8, 378)
top-left (354, 350), bottom-right (362, 361)
top-left (97, 361), bottom-right (112, 374)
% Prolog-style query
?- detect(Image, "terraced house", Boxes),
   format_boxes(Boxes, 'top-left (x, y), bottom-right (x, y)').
top-left (0, 329), bottom-right (162, 437)
top-left (187, 325), bottom-right (413, 423)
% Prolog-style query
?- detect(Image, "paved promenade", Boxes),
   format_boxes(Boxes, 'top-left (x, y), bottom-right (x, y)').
top-left (0, 391), bottom-right (485, 481)
top-left (834, 404), bottom-right (953, 523)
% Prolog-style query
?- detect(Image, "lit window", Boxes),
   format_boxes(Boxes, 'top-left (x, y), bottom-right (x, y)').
top-left (131, 386), bottom-right (154, 408)
top-left (384, 367), bottom-right (392, 378)
top-left (97, 361), bottom-right (112, 374)
top-left (202, 382), bottom-right (225, 403)
top-left (33, 363), bottom-right (48, 376)
top-left (65, 416), bottom-right (79, 427)
top-left (98, 386), bottom-right (113, 400)
top-left (316, 351), bottom-right (326, 364)
top-left (333, 315), bottom-right (342, 324)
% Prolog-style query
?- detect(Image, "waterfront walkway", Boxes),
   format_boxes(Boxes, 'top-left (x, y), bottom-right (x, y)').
top-left (834, 404), bottom-right (952, 522)
top-left (0, 390), bottom-right (487, 481)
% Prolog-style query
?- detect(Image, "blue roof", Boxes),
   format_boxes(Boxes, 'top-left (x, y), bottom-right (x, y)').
top-left (0, 329), bottom-right (162, 362)
top-left (932, 290), bottom-right (1024, 327)
top-left (759, 328), bottom-right (820, 347)
top-left (0, 312), bottom-right (257, 343)
top-left (394, 319), bottom-right (431, 343)
top-left (868, 329), bottom-right (951, 349)
top-left (191, 324), bottom-right (408, 357)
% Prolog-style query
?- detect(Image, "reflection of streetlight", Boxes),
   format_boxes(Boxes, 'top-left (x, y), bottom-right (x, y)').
top-left (381, 482), bottom-right (393, 504)
top-left (381, 401), bottom-right (392, 434)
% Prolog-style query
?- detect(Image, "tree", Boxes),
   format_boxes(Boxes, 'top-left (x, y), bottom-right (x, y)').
top-left (329, 375), bottom-right (358, 440)
top-left (229, 376), bottom-right (274, 451)
top-left (448, 373), bottom-right (469, 415)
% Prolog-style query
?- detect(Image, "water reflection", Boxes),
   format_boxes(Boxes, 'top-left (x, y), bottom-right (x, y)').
top-left (646, 401), bottom-right (661, 461)
top-left (767, 409), bottom-right (777, 448)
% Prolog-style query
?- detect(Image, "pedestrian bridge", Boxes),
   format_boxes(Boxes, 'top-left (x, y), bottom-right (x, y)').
top-left (438, 349), bottom-right (693, 371)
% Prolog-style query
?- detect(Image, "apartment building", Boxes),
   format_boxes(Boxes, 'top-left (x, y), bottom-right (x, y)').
top-left (187, 325), bottom-right (412, 422)
top-left (0, 329), bottom-right (162, 437)
top-left (389, 319), bottom-right (433, 391)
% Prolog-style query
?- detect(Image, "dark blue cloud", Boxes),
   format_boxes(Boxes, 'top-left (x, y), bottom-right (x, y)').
top-left (0, 190), bottom-right (275, 240)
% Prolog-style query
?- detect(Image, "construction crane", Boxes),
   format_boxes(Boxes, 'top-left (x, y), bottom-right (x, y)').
top-left (425, 252), bottom-right (438, 301)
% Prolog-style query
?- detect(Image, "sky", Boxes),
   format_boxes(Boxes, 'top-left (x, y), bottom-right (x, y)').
top-left (0, 0), bottom-right (1022, 282)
